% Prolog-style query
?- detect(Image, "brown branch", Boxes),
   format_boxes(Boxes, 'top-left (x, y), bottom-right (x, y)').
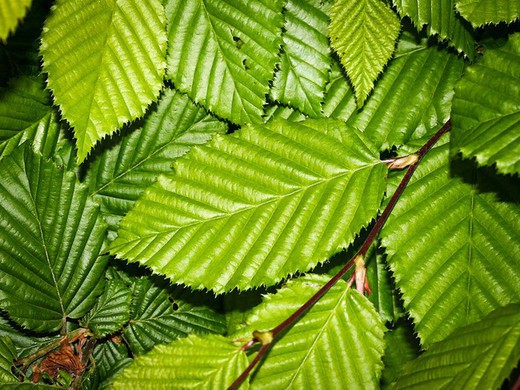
top-left (228, 120), bottom-right (452, 390)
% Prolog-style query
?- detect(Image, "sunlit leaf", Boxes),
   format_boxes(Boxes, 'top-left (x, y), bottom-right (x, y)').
top-left (165, 0), bottom-right (284, 125)
top-left (111, 334), bottom-right (249, 389)
top-left (452, 34), bottom-right (520, 176)
top-left (456, 0), bottom-right (520, 27)
top-left (111, 118), bottom-right (387, 293)
top-left (329, 0), bottom-right (401, 107)
top-left (40, 0), bottom-right (167, 162)
top-left (0, 0), bottom-right (31, 42)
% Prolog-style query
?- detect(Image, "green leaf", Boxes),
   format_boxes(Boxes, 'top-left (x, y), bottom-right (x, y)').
top-left (392, 0), bottom-right (475, 57)
top-left (84, 88), bottom-right (227, 235)
top-left (81, 339), bottom-right (132, 390)
top-left (381, 320), bottom-right (420, 386)
top-left (0, 145), bottom-right (108, 332)
top-left (381, 140), bottom-right (520, 347)
top-left (456, 0), bottom-right (520, 27)
top-left (80, 279), bottom-right (131, 338)
top-left (234, 275), bottom-right (386, 389)
top-left (110, 334), bottom-right (249, 389)
top-left (165, 0), bottom-right (284, 125)
top-left (451, 34), bottom-right (520, 176)
top-left (270, 0), bottom-right (331, 117)
top-left (323, 33), bottom-right (465, 151)
top-left (0, 76), bottom-right (62, 160)
top-left (0, 337), bottom-right (17, 383)
top-left (365, 247), bottom-right (403, 323)
top-left (111, 118), bottom-right (387, 293)
top-left (329, 0), bottom-right (401, 107)
top-left (123, 276), bottom-right (227, 355)
top-left (392, 303), bottom-right (520, 389)
top-left (40, 0), bottom-right (167, 163)
top-left (0, 0), bottom-right (31, 42)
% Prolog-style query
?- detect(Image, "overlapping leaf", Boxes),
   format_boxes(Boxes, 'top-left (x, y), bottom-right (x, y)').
top-left (0, 337), bottom-right (16, 383)
top-left (451, 34), bottom-right (520, 176)
top-left (0, 146), bottom-right (108, 332)
top-left (0, 0), bottom-right (31, 42)
top-left (0, 76), bottom-right (62, 160)
top-left (233, 275), bottom-right (385, 389)
top-left (40, 0), bottom-right (167, 162)
top-left (82, 340), bottom-right (132, 390)
top-left (392, 0), bottom-right (475, 57)
top-left (270, 0), bottom-right (330, 117)
top-left (392, 303), bottom-right (520, 389)
top-left (165, 0), bottom-right (284, 125)
top-left (80, 279), bottom-right (131, 338)
top-left (111, 334), bottom-right (248, 389)
top-left (123, 277), bottom-right (227, 355)
top-left (84, 88), bottom-right (227, 234)
top-left (323, 33), bottom-right (465, 151)
top-left (456, 0), bottom-right (520, 27)
top-left (111, 118), bottom-right (387, 293)
top-left (329, 0), bottom-right (401, 107)
top-left (381, 140), bottom-right (520, 347)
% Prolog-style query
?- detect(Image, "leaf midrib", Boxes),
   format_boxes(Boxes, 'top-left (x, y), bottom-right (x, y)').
top-left (117, 160), bottom-right (382, 243)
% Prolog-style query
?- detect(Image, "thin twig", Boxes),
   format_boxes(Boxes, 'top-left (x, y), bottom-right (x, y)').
top-left (228, 120), bottom-right (452, 389)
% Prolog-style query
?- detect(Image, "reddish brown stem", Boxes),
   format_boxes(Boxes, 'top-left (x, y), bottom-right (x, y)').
top-left (228, 120), bottom-right (452, 390)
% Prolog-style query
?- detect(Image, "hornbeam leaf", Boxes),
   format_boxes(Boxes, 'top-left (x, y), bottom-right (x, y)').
top-left (270, 0), bottom-right (331, 117)
top-left (381, 140), bottom-right (520, 347)
top-left (0, 146), bottom-right (108, 332)
top-left (111, 118), bottom-right (387, 293)
top-left (84, 88), bottom-right (227, 234)
top-left (392, 0), bottom-right (475, 57)
top-left (123, 277), bottom-right (227, 355)
top-left (82, 339), bottom-right (132, 390)
top-left (0, 337), bottom-right (16, 383)
top-left (323, 33), bottom-right (465, 151)
top-left (456, 0), bottom-right (520, 27)
top-left (110, 334), bottom-right (249, 389)
top-left (40, 0), bottom-right (167, 163)
top-left (451, 34), bottom-right (520, 176)
top-left (233, 275), bottom-right (385, 389)
top-left (80, 279), bottom-right (131, 338)
top-left (165, 0), bottom-right (284, 125)
top-left (263, 104), bottom-right (307, 123)
top-left (0, 0), bottom-right (31, 42)
top-left (329, 0), bottom-right (401, 108)
top-left (0, 76), bottom-right (62, 160)
top-left (392, 303), bottom-right (520, 389)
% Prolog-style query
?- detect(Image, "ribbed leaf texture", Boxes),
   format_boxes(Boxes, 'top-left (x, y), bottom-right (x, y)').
top-left (270, 0), bottom-right (330, 117)
top-left (366, 247), bottom-right (403, 323)
top-left (456, 0), bottom-right (520, 27)
top-left (381, 140), bottom-right (520, 347)
top-left (329, 0), bottom-right (401, 107)
top-left (0, 316), bottom-right (54, 358)
top-left (263, 104), bottom-right (307, 123)
top-left (392, 0), bottom-right (475, 57)
top-left (111, 334), bottom-right (249, 389)
top-left (80, 279), bottom-right (131, 338)
top-left (82, 340), bottom-right (132, 390)
top-left (323, 33), bottom-right (464, 151)
top-left (392, 303), bottom-right (520, 389)
top-left (0, 146), bottom-right (108, 332)
top-left (40, 0), bottom-right (167, 163)
top-left (111, 118), bottom-right (387, 293)
top-left (0, 337), bottom-right (16, 383)
top-left (451, 34), bottom-right (520, 176)
top-left (123, 277), bottom-right (227, 355)
top-left (0, 76), bottom-right (62, 160)
top-left (84, 88), bottom-right (227, 234)
top-left (0, 0), bottom-right (31, 41)
top-left (165, 0), bottom-right (284, 125)
top-left (234, 275), bottom-right (386, 389)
